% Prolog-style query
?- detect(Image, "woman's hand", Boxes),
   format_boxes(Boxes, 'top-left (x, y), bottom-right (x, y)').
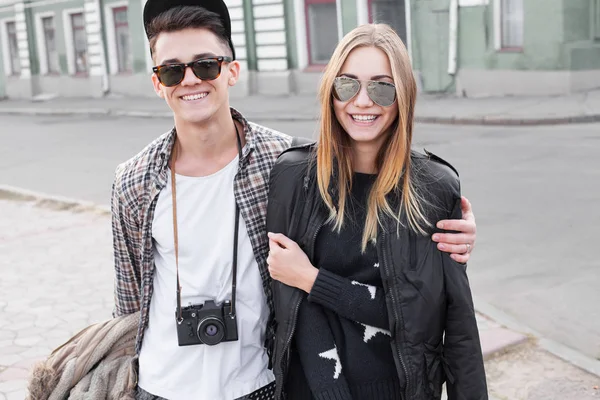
top-left (267, 232), bottom-right (319, 293)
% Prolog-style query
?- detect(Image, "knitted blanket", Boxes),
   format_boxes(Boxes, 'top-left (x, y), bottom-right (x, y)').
top-left (27, 312), bottom-right (139, 400)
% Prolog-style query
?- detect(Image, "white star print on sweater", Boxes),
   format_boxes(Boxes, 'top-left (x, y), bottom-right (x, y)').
top-left (319, 346), bottom-right (343, 379)
top-left (351, 280), bottom-right (377, 299)
top-left (359, 323), bottom-right (391, 342)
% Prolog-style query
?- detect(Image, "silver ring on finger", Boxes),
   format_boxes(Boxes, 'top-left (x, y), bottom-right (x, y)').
top-left (466, 243), bottom-right (471, 254)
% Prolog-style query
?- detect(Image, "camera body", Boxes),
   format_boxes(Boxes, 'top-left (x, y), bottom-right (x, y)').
top-left (176, 300), bottom-right (238, 346)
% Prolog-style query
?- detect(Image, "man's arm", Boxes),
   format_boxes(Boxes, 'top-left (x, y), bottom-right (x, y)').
top-left (432, 196), bottom-right (477, 264)
top-left (111, 177), bottom-right (142, 317)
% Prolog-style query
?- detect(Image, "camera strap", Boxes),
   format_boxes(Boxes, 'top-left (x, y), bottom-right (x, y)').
top-left (171, 123), bottom-right (243, 323)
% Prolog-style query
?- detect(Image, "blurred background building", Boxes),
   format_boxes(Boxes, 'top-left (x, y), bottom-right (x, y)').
top-left (0, 0), bottom-right (599, 99)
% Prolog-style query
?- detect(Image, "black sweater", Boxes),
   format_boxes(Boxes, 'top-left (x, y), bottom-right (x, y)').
top-left (292, 173), bottom-right (403, 400)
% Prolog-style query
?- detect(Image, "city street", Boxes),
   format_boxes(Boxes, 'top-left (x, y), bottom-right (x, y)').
top-left (0, 114), bottom-right (599, 394)
top-left (1, 0), bottom-right (600, 396)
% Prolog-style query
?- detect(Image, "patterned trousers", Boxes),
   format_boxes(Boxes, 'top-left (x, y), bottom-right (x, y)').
top-left (136, 381), bottom-right (276, 400)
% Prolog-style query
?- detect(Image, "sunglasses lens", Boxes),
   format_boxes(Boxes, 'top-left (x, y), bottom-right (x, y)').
top-left (333, 77), bottom-right (360, 102)
top-left (192, 59), bottom-right (221, 81)
top-left (367, 81), bottom-right (396, 107)
top-left (157, 65), bottom-right (185, 87)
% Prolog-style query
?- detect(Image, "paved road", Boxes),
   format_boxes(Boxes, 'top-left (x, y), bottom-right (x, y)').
top-left (1, 114), bottom-right (599, 363)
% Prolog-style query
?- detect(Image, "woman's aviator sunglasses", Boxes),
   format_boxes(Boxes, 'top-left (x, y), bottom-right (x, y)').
top-left (333, 76), bottom-right (397, 107)
top-left (152, 56), bottom-right (233, 87)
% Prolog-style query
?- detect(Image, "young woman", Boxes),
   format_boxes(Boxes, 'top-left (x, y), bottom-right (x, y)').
top-left (266, 24), bottom-right (487, 400)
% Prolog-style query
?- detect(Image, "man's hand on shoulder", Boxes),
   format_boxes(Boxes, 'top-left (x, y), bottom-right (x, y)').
top-left (431, 196), bottom-right (476, 264)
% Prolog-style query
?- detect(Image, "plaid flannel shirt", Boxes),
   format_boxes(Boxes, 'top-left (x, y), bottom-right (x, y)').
top-left (111, 108), bottom-right (292, 353)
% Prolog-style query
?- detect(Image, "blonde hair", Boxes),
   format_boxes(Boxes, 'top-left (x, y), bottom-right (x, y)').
top-left (316, 23), bottom-right (431, 251)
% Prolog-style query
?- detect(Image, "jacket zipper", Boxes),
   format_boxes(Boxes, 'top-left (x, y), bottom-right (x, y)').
top-left (381, 230), bottom-right (411, 399)
top-left (277, 217), bottom-right (326, 399)
top-left (275, 290), bottom-right (301, 400)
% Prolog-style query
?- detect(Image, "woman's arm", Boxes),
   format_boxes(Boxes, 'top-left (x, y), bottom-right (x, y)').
top-left (267, 233), bottom-right (389, 329)
top-left (308, 268), bottom-right (389, 329)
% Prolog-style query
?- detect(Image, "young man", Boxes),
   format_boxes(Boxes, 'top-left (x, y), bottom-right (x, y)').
top-left (110, 1), bottom-right (478, 399)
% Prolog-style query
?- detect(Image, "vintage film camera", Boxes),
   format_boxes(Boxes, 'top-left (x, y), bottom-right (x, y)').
top-left (176, 300), bottom-right (239, 346)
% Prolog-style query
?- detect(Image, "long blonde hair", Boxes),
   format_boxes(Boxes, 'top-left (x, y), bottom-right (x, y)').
top-left (316, 23), bottom-right (430, 251)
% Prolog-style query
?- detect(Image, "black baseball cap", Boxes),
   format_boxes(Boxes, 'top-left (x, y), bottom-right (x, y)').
top-left (143, 0), bottom-right (236, 60)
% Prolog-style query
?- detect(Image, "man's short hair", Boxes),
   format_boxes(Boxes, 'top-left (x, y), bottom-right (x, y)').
top-left (147, 6), bottom-right (233, 60)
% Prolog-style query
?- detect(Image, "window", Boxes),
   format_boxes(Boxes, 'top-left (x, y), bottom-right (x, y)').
top-left (42, 16), bottom-right (60, 74)
top-left (71, 13), bottom-right (88, 73)
top-left (6, 21), bottom-right (20, 75)
top-left (113, 7), bottom-right (132, 72)
top-left (500, 0), bottom-right (523, 48)
top-left (305, 0), bottom-right (338, 64)
top-left (370, 0), bottom-right (407, 45)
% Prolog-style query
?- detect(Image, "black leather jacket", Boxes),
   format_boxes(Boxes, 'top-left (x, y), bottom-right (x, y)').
top-left (265, 144), bottom-right (487, 400)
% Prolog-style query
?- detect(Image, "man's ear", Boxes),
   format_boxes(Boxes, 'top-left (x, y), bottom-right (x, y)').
top-left (226, 60), bottom-right (241, 87)
top-left (151, 73), bottom-right (165, 98)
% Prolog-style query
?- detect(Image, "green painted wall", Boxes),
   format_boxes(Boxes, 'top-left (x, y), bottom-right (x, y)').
top-left (29, 1), bottom-right (85, 75)
top-left (411, 0), bottom-right (454, 92)
top-left (0, 9), bottom-right (13, 96)
top-left (283, 0), bottom-right (297, 68)
top-left (20, 0), bottom-right (150, 77)
top-left (0, 41), bottom-right (5, 98)
top-left (340, 0), bottom-right (358, 36)
top-left (411, 0), bottom-right (600, 91)
top-left (455, 5), bottom-right (489, 69)
top-left (24, 7), bottom-right (40, 75)
top-left (454, 0), bottom-right (600, 72)
top-left (563, 0), bottom-right (600, 71)
top-left (461, 0), bottom-right (598, 72)
top-left (563, 0), bottom-right (590, 42)
top-left (101, 0), bottom-right (148, 74)
top-left (456, 0), bottom-right (567, 71)
top-left (126, 0), bottom-right (148, 74)
top-left (242, 0), bottom-right (257, 70)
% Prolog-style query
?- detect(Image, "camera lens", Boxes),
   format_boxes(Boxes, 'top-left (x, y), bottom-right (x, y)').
top-left (197, 317), bottom-right (225, 345)
top-left (205, 324), bottom-right (218, 337)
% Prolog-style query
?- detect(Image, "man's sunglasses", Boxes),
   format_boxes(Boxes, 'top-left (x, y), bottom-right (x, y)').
top-left (332, 76), bottom-right (397, 107)
top-left (152, 56), bottom-right (233, 87)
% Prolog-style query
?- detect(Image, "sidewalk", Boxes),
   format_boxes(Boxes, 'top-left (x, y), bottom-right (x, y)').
top-left (1, 89), bottom-right (600, 125)
top-left (0, 194), bottom-right (517, 400)
top-left (2, 189), bottom-right (599, 399)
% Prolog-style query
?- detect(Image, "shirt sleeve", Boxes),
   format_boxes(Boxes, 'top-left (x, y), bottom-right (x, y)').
top-left (308, 268), bottom-right (389, 330)
top-left (111, 176), bottom-right (142, 317)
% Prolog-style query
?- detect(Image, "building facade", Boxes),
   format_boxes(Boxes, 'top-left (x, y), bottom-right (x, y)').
top-left (0, 0), bottom-right (599, 99)
top-left (415, 0), bottom-right (600, 96)
top-left (0, 0), bottom-right (294, 98)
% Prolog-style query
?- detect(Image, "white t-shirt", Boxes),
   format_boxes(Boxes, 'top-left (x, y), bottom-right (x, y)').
top-left (138, 156), bottom-right (274, 399)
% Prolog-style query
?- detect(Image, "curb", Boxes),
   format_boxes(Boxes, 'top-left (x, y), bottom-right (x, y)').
top-left (474, 295), bottom-right (600, 378)
top-left (0, 108), bottom-right (317, 122)
top-left (478, 325), bottom-right (529, 361)
top-left (2, 107), bottom-right (600, 125)
top-left (0, 108), bottom-right (111, 117)
top-left (0, 185), bottom-right (110, 215)
top-left (414, 114), bottom-right (600, 126)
